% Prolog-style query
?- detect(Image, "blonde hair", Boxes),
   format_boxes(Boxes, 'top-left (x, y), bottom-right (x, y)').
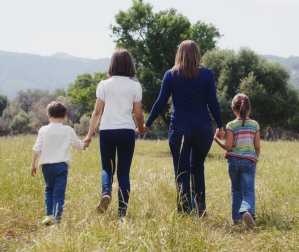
top-left (171, 40), bottom-right (202, 79)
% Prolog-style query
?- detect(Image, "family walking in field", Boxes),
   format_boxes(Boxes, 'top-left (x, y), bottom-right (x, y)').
top-left (30, 40), bottom-right (260, 230)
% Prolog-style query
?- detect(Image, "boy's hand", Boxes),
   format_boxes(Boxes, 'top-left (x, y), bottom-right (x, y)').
top-left (30, 166), bottom-right (37, 177)
top-left (83, 142), bottom-right (90, 150)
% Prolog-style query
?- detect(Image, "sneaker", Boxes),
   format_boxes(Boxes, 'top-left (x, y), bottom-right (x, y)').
top-left (42, 215), bottom-right (53, 225)
top-left (243, 211), bottom-right (255, 229)
top-left (96, 192), bottom-right (111, 214)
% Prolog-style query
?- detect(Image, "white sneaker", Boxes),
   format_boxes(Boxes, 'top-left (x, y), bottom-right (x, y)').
top-left (96, 192), bottom-right (111, 214)
top-left (243, 211), bottom-right (255, 230)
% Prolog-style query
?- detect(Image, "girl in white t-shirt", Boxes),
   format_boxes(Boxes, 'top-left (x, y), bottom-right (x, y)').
top-left (84, 49), bottom-right (145, 217)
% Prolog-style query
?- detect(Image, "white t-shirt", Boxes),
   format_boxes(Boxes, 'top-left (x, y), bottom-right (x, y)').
top-left (33, 123), bottom-right (84, 170)
top-left (96, 76), bottom-right (142, 130)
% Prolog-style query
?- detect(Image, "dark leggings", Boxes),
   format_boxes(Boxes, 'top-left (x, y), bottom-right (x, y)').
top-left (168, 125), bottom-right (213, 214)
top-left (100, 129), bottom-right (135, 216)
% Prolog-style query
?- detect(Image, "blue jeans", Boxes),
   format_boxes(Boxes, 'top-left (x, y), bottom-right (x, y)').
top-left (99, 129), bottom-right (135, 216)
top-left (42, 162), bottom-right (68, 220)
top-left (169, 125), bottom-right (214, 214)
top-left (227, 156), bottom-right (256, 220)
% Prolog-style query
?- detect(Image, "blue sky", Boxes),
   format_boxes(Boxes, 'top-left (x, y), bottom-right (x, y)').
top-left (0, 0), bottom-right (298, 59)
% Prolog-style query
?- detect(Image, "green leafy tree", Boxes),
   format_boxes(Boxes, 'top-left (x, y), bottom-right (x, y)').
top-left (0, 94), bottom-right (8, 117)
top-left (286, 115), bottom-right (299, 134)
top-left (111, 0), bottom-right (221, 127)
top-left (202, 48), bottom-right (299, 137)
top-left (68, 72), bottom-right (109, 117)
top-left (10, 110), bottom-right (30, 135)
top-left (54, 88), bottom-right (67, 97)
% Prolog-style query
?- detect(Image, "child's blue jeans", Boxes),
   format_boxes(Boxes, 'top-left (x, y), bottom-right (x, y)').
top-left (42, 162), bottom-right (68, 220)
top-left (99, 129), bottom-right (135, 216)
top-left (227, 156), bottom-right (256, 220)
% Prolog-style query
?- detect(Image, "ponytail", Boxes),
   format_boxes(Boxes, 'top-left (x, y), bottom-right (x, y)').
top-left (240, 100), bottom-right (247, 127)
top-left (232, 94), bottom-right (251, 127)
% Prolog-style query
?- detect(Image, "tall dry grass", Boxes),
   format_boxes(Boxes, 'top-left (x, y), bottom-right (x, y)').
top-left (0, 135), bottom-right (298, 251)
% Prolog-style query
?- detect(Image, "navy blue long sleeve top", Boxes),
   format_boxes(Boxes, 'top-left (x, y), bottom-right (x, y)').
top-left (145, 68), bottom-right (223, 128)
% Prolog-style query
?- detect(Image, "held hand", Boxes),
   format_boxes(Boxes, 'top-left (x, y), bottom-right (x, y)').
top-left (143, 124), bottom-right (150, 133)
top-left (83, 142), bottom-right (90, 150)
top-left (214, 130), bottom-right (219, 140)
top-left (218, 127), bottom-right (226, 140)
top-left (135, 124), bottom-right (150, 135)
top-left (83, 136), bottom-right (92, 144)
top-left (214, 128), bottom-right (226, 140)
top-left (30, 166), bottom-right (37, 177)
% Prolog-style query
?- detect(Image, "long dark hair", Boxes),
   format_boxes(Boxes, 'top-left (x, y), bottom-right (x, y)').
top-left (171, 40), bottom-right (202, 79)
top-left (232, 93), bottom-right (251, 127)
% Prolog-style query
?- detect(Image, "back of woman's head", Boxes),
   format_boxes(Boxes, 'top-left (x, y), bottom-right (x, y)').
top-left (232, 93), bottom-right (251, 127)
top-left (171, 40), bottom-right (201, 79)
top-left (108, 49), bottom-right (135, 78)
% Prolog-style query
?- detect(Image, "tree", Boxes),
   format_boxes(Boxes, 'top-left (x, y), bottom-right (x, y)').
top-left (111, 0), bottom-right (221, 127)
top-left (68, 72), bottom-right (109, 117)
top-left (10, 110), bottom-right (30, 135)
top-left (286, 115), bottom-right (299, 134)
top-left (202, 48), bottom-right (299, 136)
top-left (54, 88), bottom-right (67, 97)
top-left (13, 89), bottom-right (56, 114)
top-left (56, 96), bottom-right (80, 124)
top-left (0, 94), bottom-right (8, 117)
top-left (74, 114), bottom-right (90, 136)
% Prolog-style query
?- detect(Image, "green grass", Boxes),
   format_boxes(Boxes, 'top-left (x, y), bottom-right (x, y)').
top-left (1, 135), bottom-right (299, 251)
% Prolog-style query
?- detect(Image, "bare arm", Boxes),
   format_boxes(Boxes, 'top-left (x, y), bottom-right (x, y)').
top-left (30, 152), bottom-right (39, 177)
top-left (83, 98), bottom-right (104, 143)
top-left (134, 101), bottom-right (145, 134)
top-left (214, 130), bottom-right (234, 151)
top-left (254, 131), bottom-right (260, 158)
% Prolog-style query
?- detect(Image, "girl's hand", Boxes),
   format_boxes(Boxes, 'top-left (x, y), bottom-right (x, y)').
top-left (216, 127), bottom-right (225, 140)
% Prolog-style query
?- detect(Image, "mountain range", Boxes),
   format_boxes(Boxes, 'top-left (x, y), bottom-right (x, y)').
top-left (0, 51), bottom-right (110, 99)
top-left (0, 51), bottom-right (298, 99)
top-left (263, 55), bottom-right (299, 89)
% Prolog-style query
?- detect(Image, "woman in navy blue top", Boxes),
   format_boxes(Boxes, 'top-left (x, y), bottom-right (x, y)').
top-left (141, 40), bottom-right (224, 216)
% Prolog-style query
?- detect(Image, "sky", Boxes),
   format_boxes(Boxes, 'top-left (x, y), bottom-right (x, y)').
top-left (0, 0), bottom-right (298, 59)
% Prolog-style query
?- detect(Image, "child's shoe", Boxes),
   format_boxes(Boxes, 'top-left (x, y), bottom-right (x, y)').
top-left (242, 211), bottom-right (255, 229)
top-left (96, 192), bottom-right (111, 214)
top-left (42, 215), bottom-right (53, 225)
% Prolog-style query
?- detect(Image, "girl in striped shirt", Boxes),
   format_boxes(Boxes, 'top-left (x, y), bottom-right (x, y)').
top-left (214, 93), bottom-right (260, 229)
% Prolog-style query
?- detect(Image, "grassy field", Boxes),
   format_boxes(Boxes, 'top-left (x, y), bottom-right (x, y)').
top-left (0, 135), bottom-right (299, 251)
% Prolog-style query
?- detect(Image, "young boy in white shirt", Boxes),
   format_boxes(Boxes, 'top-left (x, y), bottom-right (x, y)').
top-left (31, 101), bottom-right (89, 225)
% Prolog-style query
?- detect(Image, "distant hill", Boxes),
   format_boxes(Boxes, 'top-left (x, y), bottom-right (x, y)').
top-left (0, 51), bottom-right (110, 99)
top-left (262, 55), bottom-right (299, 88)
top-left (0, 50), bottom-right (298, 99)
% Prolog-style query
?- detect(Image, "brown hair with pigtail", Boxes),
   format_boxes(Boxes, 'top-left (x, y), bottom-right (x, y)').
top-left (232, 93), bottom-right (251, 127)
